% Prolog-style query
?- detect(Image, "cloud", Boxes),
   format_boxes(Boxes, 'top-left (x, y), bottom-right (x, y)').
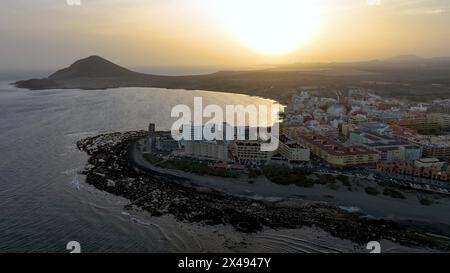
top-left (367, 0), bottom-right (381, 6)
top-left (426, 8), bottom-right (446, 14)
top-left (392, 0), bottom-right (448, 15)
top-left (403, 8), bottom-right (446, 15)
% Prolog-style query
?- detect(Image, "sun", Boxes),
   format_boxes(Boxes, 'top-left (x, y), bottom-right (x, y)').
top-left (218, 0), bottom-right (322, 56)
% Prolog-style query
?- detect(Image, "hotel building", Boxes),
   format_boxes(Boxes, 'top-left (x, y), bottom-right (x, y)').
top-left (231, 141), bottom-right (273, 165)
top-left (184, 140), bottom-right (230, 162)
top-left (297, 134), bottom-right (379, 167)
top-left (349, 130), bottom-right (422, 162)
top-left (277, 135), bottom-right (310, 163)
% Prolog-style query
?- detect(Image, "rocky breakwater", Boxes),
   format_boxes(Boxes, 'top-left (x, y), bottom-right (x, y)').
top-left (77, 131), bottom-right (450, 250)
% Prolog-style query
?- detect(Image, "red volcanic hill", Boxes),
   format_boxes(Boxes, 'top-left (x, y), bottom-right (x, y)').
top-left (48, 55), bottom-right (142, 80)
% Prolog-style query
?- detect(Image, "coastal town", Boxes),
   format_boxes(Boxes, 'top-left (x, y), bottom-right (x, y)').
top-left (74, 88), bottom-right (450, 251)
top-left (135, 89), bottom-right (450, 197)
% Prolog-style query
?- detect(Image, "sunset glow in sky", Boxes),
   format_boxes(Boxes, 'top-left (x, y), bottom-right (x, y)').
top-left (0, 0), bottom-right (449, 70)
top-left (217, 0), bottom-right (322, 55)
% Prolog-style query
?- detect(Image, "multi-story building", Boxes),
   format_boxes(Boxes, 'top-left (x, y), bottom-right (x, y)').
top-left (422, 144), bottom-right (450, 159)
top-left (349, 130), bottom-right (422, 162)
top-left (277, 135), bottom-right (310, 163)
top-left (397, 113), bottom-right (450, 131)
top-left (414, 158), bottom-right (446, 169)
top-left (357, 122), bottom-right (392, 135)
top-left (397, 113), bottom-right (432, 131)
top-left (156, 133), bottom-right (180, 152)
top-left (231, 141), bottom-right (273, 165)
top-left (407, 135), bottom-right (450, 159)
top-left (368, 110), bottom-right (402, 123)
top-left (297, 134), bottom-right (379, 167)
top-left (347, 113), bottom-right (368, 125)
top-left (391, 125), bottom-right (418, 140)
top-left (434, 113), bottom-right (450, 129)
top-left (310, 124), bottom-right (340, 138)
top-left (184, 140), bottom-right (229, 162)
top-left (143, 123), bottom-right (157, 153)
top-left (428, 102), bottom-right (450, 115)
top-left (377, 162), bottom-right (450, 190)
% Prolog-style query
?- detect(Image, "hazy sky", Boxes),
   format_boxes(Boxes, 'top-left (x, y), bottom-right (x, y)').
top-left (1, 0), bottom-right (449, 70)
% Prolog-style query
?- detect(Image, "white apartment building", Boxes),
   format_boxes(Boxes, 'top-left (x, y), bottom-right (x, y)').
top-left (277, 135), bottom-right (310, 163)
top-left (231, 141), bottom-right (272, 165)
top-left (184, 140), bottom-right (229, 162)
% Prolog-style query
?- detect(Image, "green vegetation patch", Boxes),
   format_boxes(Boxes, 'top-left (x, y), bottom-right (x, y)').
top-left (327, 183), bottom-right (340, 191)
top-left (262, 164), bottom-right (291, 177)
top-left (337, 175), bottom-right (352, 191)
top-left (144, 153), bottom-right (239, 178)
top-left (419, 198), bottom-right (433, 206)
top-left (383, 188), bottom-right (406, 199)
top-left (321, 174), bottom-right (336, 184)
top-left (271, 174), bottom-right (315, 188)
top-left (143, 153), bottom-right (164, 164)
top-left (248, 168), bottom-right (262, 178)
top-left (263, 165), bottom-right (315, 188)
top-left (316, 174), bottom-right (341, 191)
top-left (365, 186), bottom-right (380, 196)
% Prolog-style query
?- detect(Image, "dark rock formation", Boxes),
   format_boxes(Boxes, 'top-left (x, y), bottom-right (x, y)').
top-left (14, 78), bottom-right (60, 90)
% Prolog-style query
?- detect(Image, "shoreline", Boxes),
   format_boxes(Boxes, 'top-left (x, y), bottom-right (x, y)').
top-left (12, 83), bottom-right (287, 106)
top-left (76, 130), bottom-right (450, 251)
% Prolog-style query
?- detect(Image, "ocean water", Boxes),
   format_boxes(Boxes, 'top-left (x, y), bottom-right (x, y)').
top-left (0, 80), bottom-right (291, 253)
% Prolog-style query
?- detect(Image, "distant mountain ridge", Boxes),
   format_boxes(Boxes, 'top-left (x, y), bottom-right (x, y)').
top-left (14, 55), bottom-right (450, 103)
top-left (275, 55), bottom-right (450, 70)
top-left (386, 54), bottom-right (423, 62)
